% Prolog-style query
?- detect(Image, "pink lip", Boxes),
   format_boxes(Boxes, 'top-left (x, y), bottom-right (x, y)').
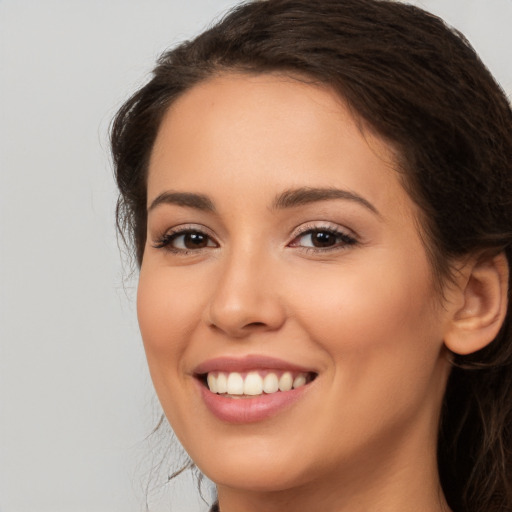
top-left (193, 354), bottom-right (315, 375)
top-left (197, 381), bottom-right (310, 424)
top-left (193, 355), bottom-right (316, 424)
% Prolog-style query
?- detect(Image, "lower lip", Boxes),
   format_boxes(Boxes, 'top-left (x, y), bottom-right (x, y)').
top-left (198, 381), bottom-right (309, 423)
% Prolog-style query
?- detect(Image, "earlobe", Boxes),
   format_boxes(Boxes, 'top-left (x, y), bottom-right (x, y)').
top-left (444, 252), bottom-right (509, 356)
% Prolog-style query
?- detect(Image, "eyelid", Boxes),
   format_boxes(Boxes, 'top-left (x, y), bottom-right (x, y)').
top-left (290, 221), bottom-right (357, 240)
top-left (153, 222), bottom-right (214, 239)
top-left (151, 223), bottom-right (219, 251)
top-left (288, 221), bottom-right (359, 251)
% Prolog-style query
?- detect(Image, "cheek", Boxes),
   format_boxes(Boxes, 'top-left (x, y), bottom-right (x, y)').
top-left (136, 265), bottom-right (211, 431)
top-left (136, 265), bottom-right (203, 375)
top-left (286, 254), bottom-right (443, 398)
top-left (291, 259), bottom-right (434, 343)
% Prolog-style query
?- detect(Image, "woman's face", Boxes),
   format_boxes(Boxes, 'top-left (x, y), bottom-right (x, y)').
top-left (138, 74), bottom-right (453, 496)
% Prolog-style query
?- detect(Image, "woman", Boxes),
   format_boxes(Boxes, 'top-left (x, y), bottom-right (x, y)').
top-left (111, 0), bottom-right (512, 511)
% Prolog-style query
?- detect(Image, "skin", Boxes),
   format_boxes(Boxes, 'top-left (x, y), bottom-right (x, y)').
top-left (138, 74), bottom-right (456, 512)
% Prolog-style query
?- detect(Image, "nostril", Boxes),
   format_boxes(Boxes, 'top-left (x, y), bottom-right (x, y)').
top-left (247, 322), bottom-right (266, 328)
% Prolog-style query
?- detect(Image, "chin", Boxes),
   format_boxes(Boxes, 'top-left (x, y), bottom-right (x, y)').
top-left (178, 428), bottom-right (312, 493)
top-left (201, 457), bottom-right (311, 493)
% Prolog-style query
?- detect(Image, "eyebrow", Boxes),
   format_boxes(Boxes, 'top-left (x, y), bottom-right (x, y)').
top-left (272, 187), bottom-right (379, 215)
top-left (148, 191), bottom-right (215, 212)
top-left (147, 186), bottom-right (379, 215)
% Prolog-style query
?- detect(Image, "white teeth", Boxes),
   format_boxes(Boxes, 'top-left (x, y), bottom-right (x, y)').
top-left (244, 372), bottom-right (263, 395)
top-left (206, 371), bottom-right (311, 396)
top-left (226, 372), bottom-right (244, 395)
top-left (216, 372), bottom-right (227, 394)
top-left (262, 373), bottom-right (279, 393)
top-left (278, 372), bottom-right (293, 392)
top-left (207, 373), bottom-right (217, 393)
top-left (293, 374), bottom-right (306, 389)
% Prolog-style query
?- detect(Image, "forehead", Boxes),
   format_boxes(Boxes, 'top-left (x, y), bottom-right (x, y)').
top-left (148, 73), bottom-right (411, 219)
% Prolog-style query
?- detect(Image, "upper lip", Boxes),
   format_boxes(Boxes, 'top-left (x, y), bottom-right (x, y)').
top-left (193, 355), bottom-right (317, 375)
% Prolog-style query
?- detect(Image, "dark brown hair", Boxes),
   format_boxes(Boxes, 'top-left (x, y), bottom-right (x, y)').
top-left (110, 1), bottom-right (512, 510)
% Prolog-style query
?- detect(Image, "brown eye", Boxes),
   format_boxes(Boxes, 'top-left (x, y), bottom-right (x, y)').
top-left (171, 230), bottom-right (217, 250)
top-left (310, 230), bottom-right (337, 247)
top-left (181, 232), bottom-right (209, 249)
top-left (154, 229), bottom-right (217, 252)
top-left (290, 228), bottom-right (357, 251)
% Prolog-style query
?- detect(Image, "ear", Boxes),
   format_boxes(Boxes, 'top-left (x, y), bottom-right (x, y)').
top-left (444, 252), bottom-right (509, 355)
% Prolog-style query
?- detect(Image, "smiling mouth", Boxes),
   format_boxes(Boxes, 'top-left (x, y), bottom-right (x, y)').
top-left (197, 370), bottom-right (317, 398)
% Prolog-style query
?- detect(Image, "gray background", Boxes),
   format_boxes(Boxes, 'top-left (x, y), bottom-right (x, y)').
top-left (1, 1), bottom-right (511, 511)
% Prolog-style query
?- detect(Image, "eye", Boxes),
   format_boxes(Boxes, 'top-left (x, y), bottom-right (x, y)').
top-left (172, 231), bottom-right (215, 250)
top-left (153, 228), bottom-right (218, 253)
top-left (289, 226), bottom-right (357, 251)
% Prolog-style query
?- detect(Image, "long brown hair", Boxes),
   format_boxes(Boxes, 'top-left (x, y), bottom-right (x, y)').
top-left (111, 1), bottom-right (512, 510)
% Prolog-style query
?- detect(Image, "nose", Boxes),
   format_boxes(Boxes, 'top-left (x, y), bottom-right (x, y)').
top-left (204, 249), bottom-right (286, 338)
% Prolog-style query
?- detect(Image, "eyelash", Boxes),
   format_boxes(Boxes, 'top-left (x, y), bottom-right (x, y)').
top-left (152, 225), bottom-right (218, 255)
top-left (152, 223), bottom-right (358, 255)
top-left (288, 224), bottom-right (358, 253)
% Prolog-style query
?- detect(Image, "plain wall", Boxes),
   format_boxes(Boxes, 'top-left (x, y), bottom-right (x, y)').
top-left (1, 1), bottom-right (511, 511)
